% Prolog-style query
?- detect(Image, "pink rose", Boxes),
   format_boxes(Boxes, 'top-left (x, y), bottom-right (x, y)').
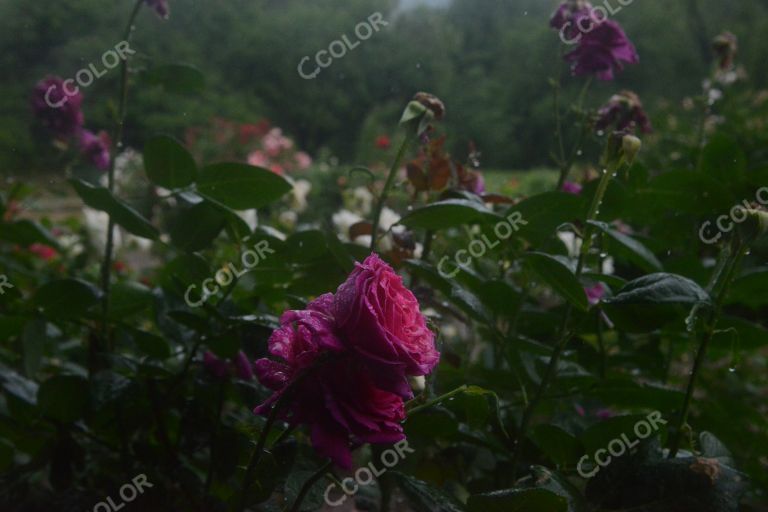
top-left (332, 254), bottom-right (439, 397)
top-left (254, 294), bottom-right (404, 468)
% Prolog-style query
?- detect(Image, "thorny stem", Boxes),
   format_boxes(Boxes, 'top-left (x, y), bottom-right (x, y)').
top-left (406, 385), bottom-right (468, 416)
top-left (98, 0), bottom-right (144, 355)
top-left (668, 237), bottom-right (747, 458)
top-left (370, 133), bottom-right (412, 251)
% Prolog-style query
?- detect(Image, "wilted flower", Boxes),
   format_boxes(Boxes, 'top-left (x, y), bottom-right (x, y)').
top-left (562, 181), bottom-right (583, 195)
top-left (145, 0), bottom-right (170, 19)
top-left (460, 170), bottom-right (485, 196)
top-left (31, 76), bottom-right (84, 138)
top-left (79, 130), bottom-right (111, 171)
top-left (564, 19), bottom-right (639, 80)
top-left (713, 31), bottom-right (738, 71)
top-left (596, 91), bottom-right (652, 134)
top-left (413, 92), bottom-right (446, 120)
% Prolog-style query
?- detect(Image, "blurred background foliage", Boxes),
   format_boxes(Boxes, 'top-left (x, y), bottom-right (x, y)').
top-left (3, 0), bottom-right (768, 174)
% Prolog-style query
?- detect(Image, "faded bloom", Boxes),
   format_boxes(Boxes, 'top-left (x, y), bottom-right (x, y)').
top-left (596, 91), bottom-right (652, 134)
top-left (713, 32), bottom-right (738, 71)
top-left (79, 130), bottom-right (111, 171)
top-left (332, 254), bottom-right (439, 398)
top-left (565, 19), bottom-right (639, 80)
top-left (562, 181), bottom-right (583, 195)
top-left (413, 92), bottom-right (446, 120)
top-left (31, 76), bottom-right (84, 138)
top-left (145, 0), bottom-right (170, 19)
top-left (460, 170), bottom-right (485, 196)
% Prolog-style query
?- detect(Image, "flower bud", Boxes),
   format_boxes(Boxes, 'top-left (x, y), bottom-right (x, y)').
top-left (400, 93), bottom-right (446, 137)
top-left (621, 134), bottom-right (642, 164)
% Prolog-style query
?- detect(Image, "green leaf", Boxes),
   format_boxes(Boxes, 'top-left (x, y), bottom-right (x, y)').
top-left (467, 488), bottom-right (567, 512)
top-left (399, 199), bottom-right (503, 230)
top-left (524, 252), bottom-right (588, 312)
top-left (588, 221), bottom-right (662, 272)
top-left (506, 192), bottom-right (585, 246)
top-left (0, 220), bottom-right (60, 249)
top-left (168, 201), bottom-right (226, 251)
top-left (37, 375), bottom-right (89, 422)
top-left (109, 282), bottom-right (154, 319)
top-left (33, 278), bottom-right (100, 319)
top-left (627, 272), bottom-right (708, 305)
top-left (727, 267), bottom-right (768, 309)
top-left (22, 317), bottom-right (47, 377)
top-left (530, 425), bottom-right (583, 469)
top-left (69, 179), bottom-right (159, 240)
top-left (700, 135), bottom-right (747, 182)
top-left (131, 329), bottom-right (171, 359)
top-left (603, 273), bottom-right (711, 332)
top-left (393, 472), bottom-right (466, 512)
top-left (528, 466), bottom-right (587, 512)
top-left (143, 135), bottom-right (197, 188)
top-left (143, 64), bottom-right (206, 95)
top-left (197, 163), bottom-right (292, 210)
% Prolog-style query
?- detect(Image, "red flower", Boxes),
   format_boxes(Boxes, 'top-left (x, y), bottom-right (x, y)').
top-left (375, 135), bottom-right (391, 150)
top-left (29, 244), bottom-right (57, 261)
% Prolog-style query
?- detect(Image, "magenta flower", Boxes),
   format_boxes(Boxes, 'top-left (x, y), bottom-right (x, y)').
top-left (585, 283), bottom-right (606, 306)
top-left (461, 170), bottom-right (486, 196)
top-left (565, 20), bottom-right (639, 80)
top-left (562, 181), bottom-right (583, 195)
top-left (550, 0), bottom-right (594, 41)
top-left (254, 294), bottom-right (405, 468)
top-left (79, 130), bottom-right (111, 171)
top-left (31, 76), bottom-right (84, 138)
top-left (145, 0), bottom-right (169, 19)
top-left (596, 90), bottom-right (652, 134)
top-left (333, 254), bottom-right (440, 398)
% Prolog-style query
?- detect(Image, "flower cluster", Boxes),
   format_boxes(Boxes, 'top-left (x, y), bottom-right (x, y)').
top-left (247, 127), bottom-right (312, 176)
top-left (254, 254), bottom-right (440, 468)
top-left (31, 76), bottom-right (111, 170)
top-left (551, 0), bottom-right (639, 80)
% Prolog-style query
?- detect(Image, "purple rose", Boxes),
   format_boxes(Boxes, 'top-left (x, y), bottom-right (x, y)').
top-left (79, 130), bottom-right (111, 171)
top-left (565, 20), bottom-right (639, 80)
top-left (585, 283), bottom-right (606, 306)
top-left (254, 294), bottom-right (405, 468)
top-left (31, 76), bottom-right (84, 138)
top-left (333, 254), bottom-right (439, 398)
top-left (550, 0), bottom-right (594, 41)
top-left (596, 90), bottom-right (652, 134)
top-left (145, 0), bottom-right (170, 19)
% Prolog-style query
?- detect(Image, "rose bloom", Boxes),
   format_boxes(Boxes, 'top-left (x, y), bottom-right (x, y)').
top-left (332, 254), bottom-right (439, 398)
top-left (31, 76), bottom-right (84, 138)
top-left (565, 19), bottom-right (639, 80)
top-left (79, 130), bottom-right (111, 171)
top-left (585, 282), bottom-right (606, 306)
top-left (247, 150), bottom-right (269, 168)
top-left (254, 294), bottom-right (405, 468)
top-left (550, 0), bottom-right (594, 41)
top-left (294, 151), bottom-right (312, 170)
